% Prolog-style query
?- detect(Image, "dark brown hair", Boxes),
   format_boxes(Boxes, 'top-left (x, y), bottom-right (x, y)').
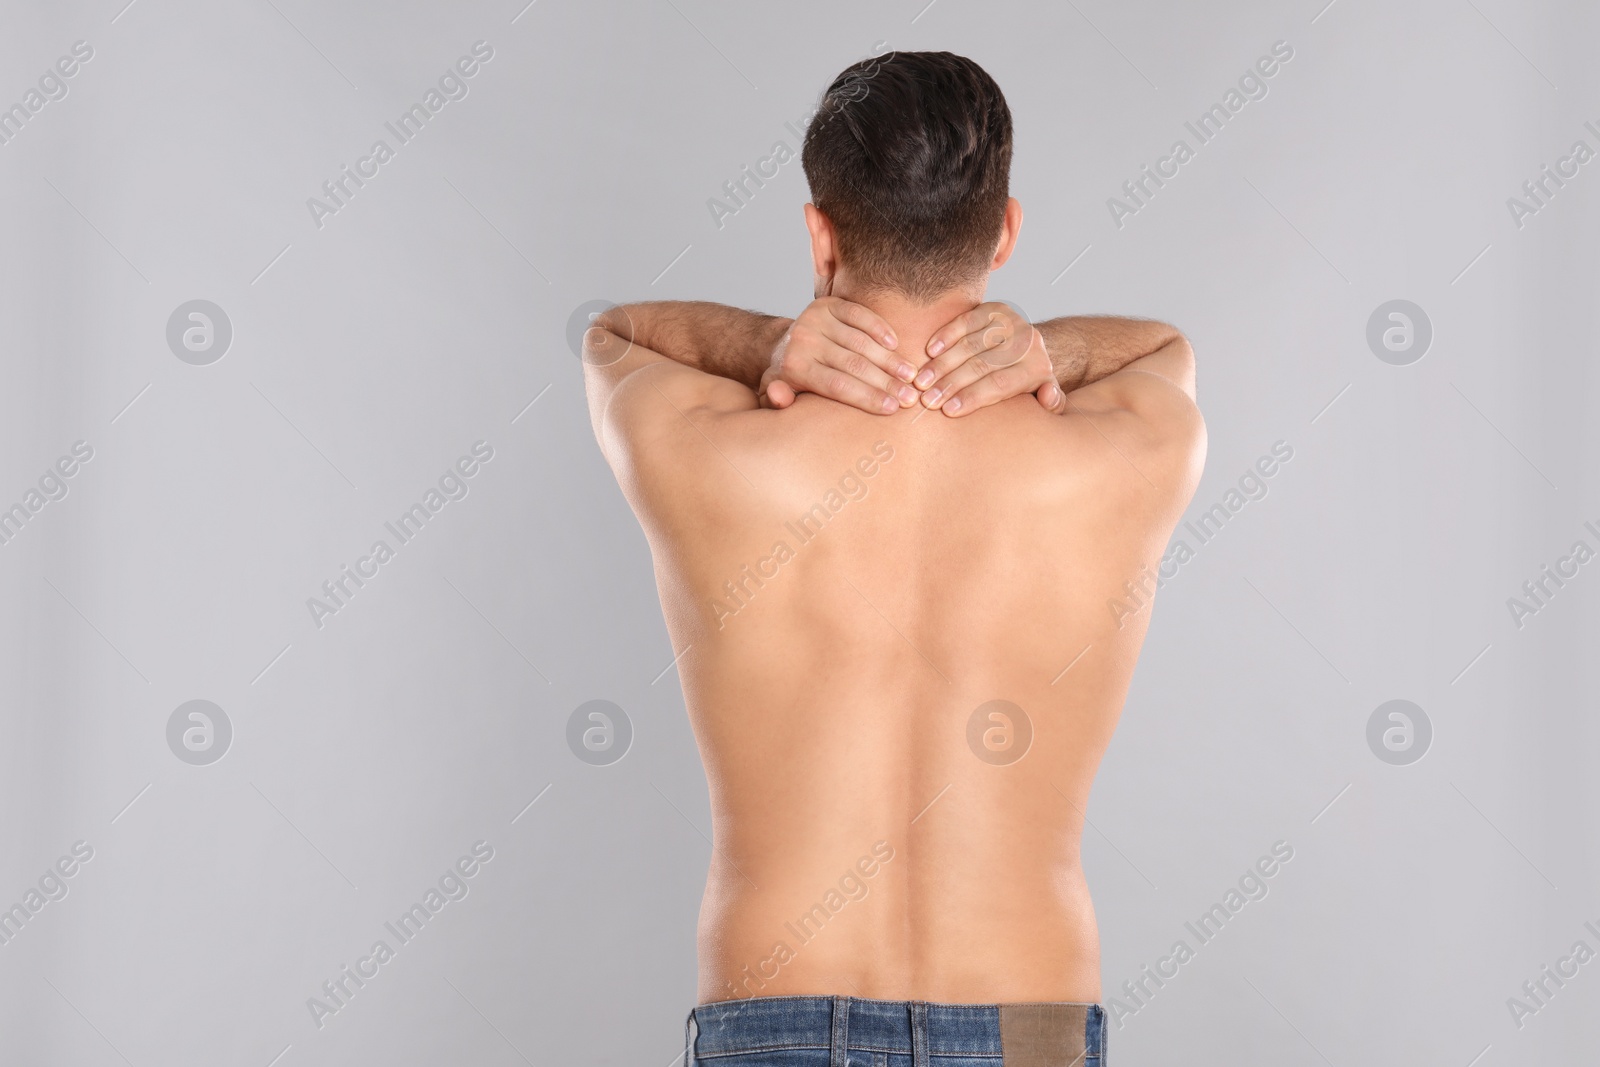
top-left (801, 51), bottom-right (1013, 302)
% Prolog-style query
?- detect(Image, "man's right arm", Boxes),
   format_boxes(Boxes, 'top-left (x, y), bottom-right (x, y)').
top-left (1064, 333), bottom-right (1205, 484)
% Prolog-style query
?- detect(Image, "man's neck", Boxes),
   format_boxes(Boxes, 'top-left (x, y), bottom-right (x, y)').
top-left (828, 279), bottom-right (984, 374)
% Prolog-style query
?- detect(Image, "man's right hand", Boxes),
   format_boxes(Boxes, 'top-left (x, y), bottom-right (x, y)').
top-left (759, 297), bottom-right (922, 415)
top-left (916, 302), bottom-right (1063, 416)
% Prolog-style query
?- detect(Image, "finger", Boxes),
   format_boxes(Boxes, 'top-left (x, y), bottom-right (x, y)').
top-left (940, 363), bottom-right (1036, 416)
top-left (764, 379), bottom-right (797, 408)
top-left (803, 362), bottom-right (901, 414)
top-left (915, 324), bottom-right (1013, 392)
top-left (827, 300), bottom-right (900, 356)
top-left (820, 319), bottom-right (919, 387)
top-left (823, 315), bottom-right (915, 383)
top-left (779, 332), bottom-right (905, 413)
top-left (916, 317), bottom-right (1026, 389)
top-left (926, 304), bottom-right (1010, 359)
top-left (814, 347), bottom-right (918, 410)
top-left (1035, 381), bottom-right (1067, 414)
top-left (919, 354), bottom-right (996, 409)
top-left (926, 325), bottom-right (1051, 397)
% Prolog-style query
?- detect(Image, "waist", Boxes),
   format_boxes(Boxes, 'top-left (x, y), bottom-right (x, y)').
top-left (698, 862), bottom-right (1102, 1004)
top-left (686, 995), bottom-right (1106, 1064)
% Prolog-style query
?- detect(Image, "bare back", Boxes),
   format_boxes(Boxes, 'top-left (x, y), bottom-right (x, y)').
top-left (597, 356), bottom-right (1203, 1004)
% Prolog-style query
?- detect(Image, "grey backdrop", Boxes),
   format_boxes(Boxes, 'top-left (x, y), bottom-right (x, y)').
top-left (2, 0), bottom-right (1596, 1064)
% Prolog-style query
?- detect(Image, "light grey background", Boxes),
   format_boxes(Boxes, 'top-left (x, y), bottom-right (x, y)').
top-left (2, 0), bottom-right (1596, 1064)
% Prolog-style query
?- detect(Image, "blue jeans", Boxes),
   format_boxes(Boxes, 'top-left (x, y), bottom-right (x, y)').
top-left (685, 995), bottom-right (1106, 1066)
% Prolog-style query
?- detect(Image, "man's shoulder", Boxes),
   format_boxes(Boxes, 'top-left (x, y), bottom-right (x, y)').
top-left (952, 389), bottom-right (1203, 518)
top-left (1055, 388), bottom-right (1206, 518)
top-left (593, 353), bottom-right (758, 461)
top-left (1062, 358), bottom-right (1205, 444)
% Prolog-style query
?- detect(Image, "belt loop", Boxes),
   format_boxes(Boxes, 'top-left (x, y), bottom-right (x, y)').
top-left (683, 1008), bottom-right (699, 1067)
top-left (910, 1001), bottom-right (930, 1067)
top-left (830, 995), bottom-right (851, 1067)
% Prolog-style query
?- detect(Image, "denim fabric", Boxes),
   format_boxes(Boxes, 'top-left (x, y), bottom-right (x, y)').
top-left (685, 995), bottom-right (1106, 1067)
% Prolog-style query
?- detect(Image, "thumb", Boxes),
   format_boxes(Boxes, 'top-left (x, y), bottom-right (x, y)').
top-left (766, 380), bottom-right (798, 408)
top-left (1036, 381), bottom-right (1066, 414)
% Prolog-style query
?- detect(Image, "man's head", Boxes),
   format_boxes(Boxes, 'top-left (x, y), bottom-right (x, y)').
top-left (801, 51), bottom-right (1020, 305)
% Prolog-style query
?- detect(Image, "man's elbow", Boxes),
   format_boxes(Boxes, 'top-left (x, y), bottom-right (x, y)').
top-left (591, 305), bottom-right (638, 344)
top-left (582, 324), bottom-right (636, 371)
top-left (1130, 333), bottom-right (1196, 404)
top-left (1167, 333), bottom-right (1197, 401)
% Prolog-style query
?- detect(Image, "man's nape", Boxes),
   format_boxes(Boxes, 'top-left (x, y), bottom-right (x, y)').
top-left (799, 194), bottom-right (1024, 368)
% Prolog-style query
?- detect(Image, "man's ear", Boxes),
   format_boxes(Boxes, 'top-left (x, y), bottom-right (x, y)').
top-left (803, 203), bottom-right (838, 297)
top-left (989, 197), bottom-right (1023, 271)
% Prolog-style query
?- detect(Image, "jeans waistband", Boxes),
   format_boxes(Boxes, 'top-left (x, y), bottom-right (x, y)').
top-left (686, 995), bottom-right (1105, 1064)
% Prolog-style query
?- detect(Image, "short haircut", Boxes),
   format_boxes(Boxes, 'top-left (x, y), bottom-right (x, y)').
top-left (801, 51), bottom-right (1013, 302)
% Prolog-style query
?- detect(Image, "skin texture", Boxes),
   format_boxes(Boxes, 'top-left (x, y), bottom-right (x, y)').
top-left (581, 202), bottom-right (1205, 1004)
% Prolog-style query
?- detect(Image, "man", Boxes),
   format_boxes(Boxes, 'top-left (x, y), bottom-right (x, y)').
top-left (582, 51), bottom-right (1203, 1066)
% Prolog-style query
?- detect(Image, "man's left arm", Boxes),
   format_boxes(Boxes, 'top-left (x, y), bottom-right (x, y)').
top-left (595, 299), bottom-right (915, 415)
top-left (579, 307), bottom-right (763, 461)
